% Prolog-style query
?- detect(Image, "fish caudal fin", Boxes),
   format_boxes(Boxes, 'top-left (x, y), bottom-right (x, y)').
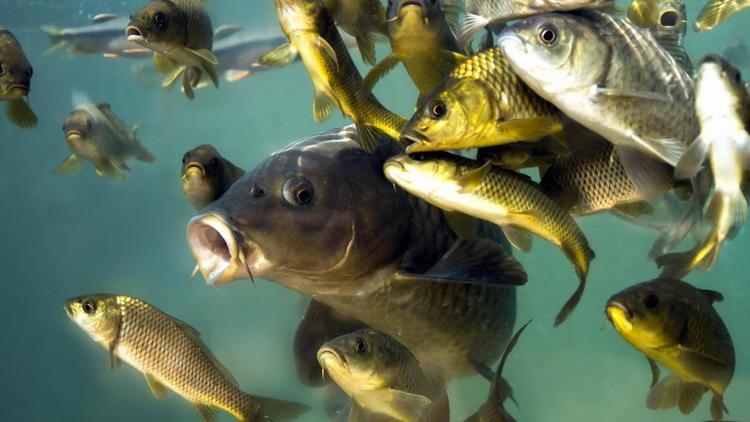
top-left (136, 143), bottom-right (155, 163)
top-left (695, 0), bottom-right (750, 32)
top-left (40, 25), bottom-right (68, 55)
top-left (244, 395), bottom-right (310, 422)
top-left (6, 99), bottom-right (38, 128)
top-left (555, 243), bottom-right (595, 327)
top-left (459, 13), bottom-right (490, 51)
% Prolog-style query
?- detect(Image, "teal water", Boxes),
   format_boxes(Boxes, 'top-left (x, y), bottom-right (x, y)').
top-left (0, 1), bottom-right (748, 421)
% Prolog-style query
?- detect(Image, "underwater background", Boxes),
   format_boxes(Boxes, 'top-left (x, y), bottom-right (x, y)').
top-left (0, 0), bottom-right (748, 421)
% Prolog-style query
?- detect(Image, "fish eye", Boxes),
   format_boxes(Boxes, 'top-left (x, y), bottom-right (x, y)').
top-left (181, 154), bottom-right (187, 164)
top-left (430, 100), bottom-right (447, 119)
top-left (735, 70), bottom-right (742, 83)
top-left (85, 120), bottom-right (92, 131)
top-left (249, 185), bottom-right (266, 198)
top-left (209, 158), bottom-right (218, 167)
top-left (154, 12), bottom-right (166, 28)
top-left (0, 63), bottom-right (5, 75)
top-left (82, 299), bottom-right (97, 314)
top-left (355, 338), bottom-right (368, 354)
top-left (26, 67), bottom-right (33, 77)
top-left (283, 177), bottom-right (315, 207)
top-left (411, 153), bottom-right (427, 161)
top-left (643, 294), bottom-right (659, 309)
top-left (538, 24), bottom-right (558, 46)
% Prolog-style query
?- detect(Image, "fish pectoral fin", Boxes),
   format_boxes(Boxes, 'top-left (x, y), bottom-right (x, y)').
top-left (675, 136), bottom-right (709, 180)
top-left (213, 24), bottom-right (242, 40)
top-left (314, 35), bottom-right (338, 70)
top-left (678, 382), bottom-right (708, 415)
top-left (162, 65), bottom-right (187, 88)
top-left (194, 404), bottom-right (216, 422)
top-left (441, 49), bottom-right (468, 65)
top-left (363, 53), bottom-right (400, 92)
top-left (192, 48), bottom-right (218, 65)
top-left (92, 13), bottom-right (119, 23)
top-left (495, 117), bottom-right (563, 143)
top-left (647, 357), bottom-right (661, 387)
top-left (613, 201), bottom-right (655, 219)
top-left (354, 31), bottom-right (376, 66)
top-left (501, 225), bottom-right (533, 253)
top-left (313, 88), bottom-right (336, 123)
top-left (443, 211), bottom-right (478, 239)
top-left (698, 288), bottom-right (724, 304)
top-left (616, 146), bottom-right (675, 198)
top-left (53, 154), bottom-right (84, 175)
top-left (94, 161), bottom-right (126, 180)
top-left (185, 49), bottom-right (219, 88)
top-left (457, 161), bottom-right (491, 192)
top-left (677, 346), bottom-right (731, 381)
top-left (353, 120), bottom-right (380, 154)
top-left (153, 52), bottom-right (180, 75)
top-left (259, 43), bottom-right (298, 67)
top-left (376, 389), bottom-right (431, 421)
top-left (145, 373), bottom-right (168, 399)
top-left (225, 69), bottom-right (252, 82)
top-left (647, 375), bottom-right (682, 410)
top-left (6, 98), bottom-right (38, 128)
top-left (470, 358), bottom-right (495, 381)
top-left (394, 237), bottom-right (528, 287)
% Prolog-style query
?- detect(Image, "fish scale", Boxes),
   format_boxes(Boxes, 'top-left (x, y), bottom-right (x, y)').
top-left (171, 0), bottom-right (213, 50)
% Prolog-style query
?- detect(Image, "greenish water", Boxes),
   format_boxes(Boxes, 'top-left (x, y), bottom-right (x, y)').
top-left (0, 1), bottom-right (748, 421)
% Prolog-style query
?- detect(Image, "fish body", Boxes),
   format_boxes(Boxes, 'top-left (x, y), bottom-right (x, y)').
top-left (127, 0), bottom-right (217, 99)
top-left (606, 278), bottom-right (734, 420)
top-left (384, 152), bottom-right (594, 326)
top-left (65, 294), bottom-right (309, 422)
top-left (213, 31), bottom-right (292, 82)
top-left (0, 27), bottom-right (37, 128)
top-left (318, 329), bottom-right (447, 421)
top-left (498, 11), bottom-right (696, 189)
top-left (695, 0), bottom-right (750, 32)
top-left (41, 15), bottom-right (149, 57)
top-left (364, 0), bottom-right (462, 104)
top-left (55, 103), bottom-right (154, 180)
top-left (269, 0), bottom-right (406, 151)
top-left (187, 127), bottom-right (525, 380)
top-left (181, 144), bottom-right (245, 210)
top-left (322, 0), bottom-right (387, 65)
top-left (627, 0), bottom-right (692, 72)
top-left (401, 47), bottom-right (562, 153)
top-left (657, 55), bottom-right (750, 276)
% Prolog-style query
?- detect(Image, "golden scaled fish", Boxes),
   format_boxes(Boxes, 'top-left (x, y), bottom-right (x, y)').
top-left (0, 27), bottom-right (37, 128)
top-left (401, 47), bottom-right (563, 153)
top-left (627, 0), bottom-right (692, 72)
top-left (695, 0), bottom-right (750, 32)
top-left (65, 294), bottom-right (310, 422)
top-left (322, 0), bottom-right (387, 65)
top-left (384, 152), bottom-right (595, 326)
top-left (127, 0), bottom-right (218, 100)
top-left (656, 55), bottom-right (750, 277)
top-left (318, 328), bottom-right (447, 421)
top-left (606, 278), bottom-right (734, 421)
top-left (363, 0), bottom-right (465, 106)
top-left (262, 0), bottom-right (406, 152)
top-left (181, 144), bottom-right (245, 210)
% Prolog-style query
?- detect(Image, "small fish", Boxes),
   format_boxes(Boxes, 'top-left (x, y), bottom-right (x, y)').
top-left (211, 27), bottom-right (293, 83)
top-left (41, 14), bottom-right (150, 58)
top-left (65, 294), bottom-right (309, 422)
top-left (459, 0), bottom-right (614, 48)
top-left (400, 47), bottom-right (563, 153)
top-left (322, 0), bottom-right (387, 65)
top-left (181, 144), bottom-right (245, 210)
top-left (363, 0), bottom-right (464, 105)
top-left (384, 152), bottom-right (595, 326)
top-left (127, 0), bottom-right (218, 100)
top-left (0, 27), bottom-right (37, 128)
top-left (263, 0), bottom-right (407, 152)
top-left (657, 55), bottom-right (750, 277)
top-left (466, 320), bottom-right (531, 422)
top-left (498, 11), bottom-right (695, 198)
top-left (695, 0), bottom-right (750, 32)
top-left (55, 103), bottom-right (154, 180)
top-left (627, 0), bottom-right (692, 72)
top-left (606, 278), bottom-right (734, 421)
top-left (318, 328), bottom-right (447, 422)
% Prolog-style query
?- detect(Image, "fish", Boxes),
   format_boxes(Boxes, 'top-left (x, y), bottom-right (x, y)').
top-left (498, 11), bottom-right (696, 198)
top-left (64, 294), bottom-right (310, 422)
top-left (318, 328), bottom-right (448, 421)
top-left (187, 126), bottom-right (526, 381)
top-left (627, 0), bottom-right (692, 72)
top-left (55, 102), bottom-right (154, 180)
top-left (41, 15), bottom-right (150, 58)
top-left (459, 0), bottom-right (614, 49)
top-left (383, 152), bottom-right (595, 326)
top-left (400, 46), bottom-right (563, 153)
top-left (262, 0), bottom-right (407, 152)
top-left (181, 144), bottom-right (245, 210)
top-left (127, 0), bottom-right (218, 100)
top-left (656, 55), bottom-right (750, 277)
top-left (322, 0), bottom-right (388, 65)
top-left (363, 0), bottom-right (465, 106)
top-left (695, 0), bottom-right (750, 32)
top-left (211, 28), bottom-right (294, 83)
top-left (466, 320), bottom-right (531, 422)
top-left (605, 278), bottom-right (735, 421)
top-left (0, 27), bottom-right (37, 128)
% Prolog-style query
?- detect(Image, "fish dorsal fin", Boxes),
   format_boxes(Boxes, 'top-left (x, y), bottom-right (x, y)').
top-left (173, 318), bottom-right (239, 387)
top-left (96, 103), bottom-right (128, 137)
top-left (93, 13), bottom-right (119, 23)
top-left (214, 24), bottom-right (242, 39)
top-left (394, 238), bottom-right (528, 286)
top-left (698, 288), bottom-right (724, 303)
top-left (145, 373), bottom-right (169, 399)
top-left (458, 161), bottom-right (491, 192)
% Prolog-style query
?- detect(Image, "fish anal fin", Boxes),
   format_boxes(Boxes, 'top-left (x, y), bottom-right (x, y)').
top-left (647, 375), bottom-right (682, 410)
top-left (194, 404), bottom-right (216, 422)
top-left (495, 117), bottom-right (563, 144)
top-left (501, 225), bottom-right (533, 253)
top-left (678, 382), bottom-right (707, 415)
top-left (710, 393), bottom-right (728, 421)
top-left (145, 373), bottom-right (168, 399)
top-left (6, 98), bottom-right (38, 128)
top-left (313, 88), bottom-right (335, 123)
top-left (259, 43), bottom-right (298, 67)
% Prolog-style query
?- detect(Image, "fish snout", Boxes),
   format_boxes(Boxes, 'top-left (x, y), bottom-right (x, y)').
top-left (399, 0), bottom-right (424, 12)
top-left (605, 300), bottom-right (634, 331)
top-left (126, 26), bottom-right (145, 42)
top-left (317, 346), bottom-right (347, 372)
top-left (182, 162), bottom-right (206, 180)
top-left (66, 130), bottom-right (83, 143)
top-left (63, 301), bottom-right (74, 319)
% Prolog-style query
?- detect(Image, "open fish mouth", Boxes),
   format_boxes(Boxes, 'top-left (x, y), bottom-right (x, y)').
top-left (126, 26), bottom-right (146, 43)
top-left (400, 0), bottom-right (424, 11)
top-left (187, 213), bottom-right (269, 286)
top-left (659, 10), bottom-right (681, 28)
top-left (182, 162), bottom-right (205, 180)
top-left (63, 302), bottom-right (74, 319)
top-left (5, 84), bottom-right (30, 96)
top-left (317, 347), bottom-right (348, 373)
top-left (401, 132), bottom-right (429, 152)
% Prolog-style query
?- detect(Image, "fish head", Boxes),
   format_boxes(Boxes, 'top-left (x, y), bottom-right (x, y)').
top-left (384, 152), bottom-right (462, 205)
top-left (386, 0), bottom-right (442, 38)
top-left (606, 280), bottom-right (686, 350)
top-left (0, 36), bottom-right (32, 99)
top-left (498, 13), bottom-right (608, 96)
top-left (181, 144), bottom-right (233, 210)
top-left (402, 79), bottom-right (492, 152)
top-left (274, 0), bottom-right (326, 35)
top-left (63, 105), bottom-right (103, 159)
top-left (696, 55), bottom-right (750, 122)
top-left (65, 294), bottom-right (121, 347)
top-left (654, 0), bottom-right (687, 30)
top-left (187, 128), bottom-right (411, 288)
top-left (127, 0), bottom-right (187, 50)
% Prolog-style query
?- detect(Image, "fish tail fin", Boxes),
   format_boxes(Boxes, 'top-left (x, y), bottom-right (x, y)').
top-left (695, 0), bottom-right (750, 31)
top-left (554, 242), bottom-right (593, 326)
top-left (40, 25), bottom-right (67, 55)
top-left (459, 13), bottom-right (490, 51)
top-left (135, 142), bottom-right (155, 163)
top-left (240, 395), bottom-right (310, 422)
top-left (655, 245), bottom-right (708, 279)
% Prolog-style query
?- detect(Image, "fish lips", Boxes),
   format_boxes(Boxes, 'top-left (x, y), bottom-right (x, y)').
top-left (182, 162), bottom-right (206, 180)
top-left (125, 26), bottom-right (148, 45)
top-left (187, 213), bottom-right (269, 286)
top-left (317, 346), bottom-right (348, 374)
top-left (66, 130), bottom-right (83, 143)
top-left (605, 300), bottom-right (634, 329)
top-left (400, 129), bottom-right (430, 153)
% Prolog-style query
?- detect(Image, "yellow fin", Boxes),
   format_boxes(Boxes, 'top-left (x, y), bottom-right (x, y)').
top-left (315, 35), bottom-right (338, 70)
top-left (153, 52), bottom-right (179, 75)
top-left (53, 154), bottom-right (84, 174)
top-left (194, 404), bottom-right (216, 422)
top-left (363, 53), bottom-right (400, 92)
top-left (501, 225), bottom-right (533, 252)
top-left (695, 0), bottom-right (750, 32)
top-left (161, 65), bottom-right (186, 88)
top-left (444, 211), bottom-right (478, 239)
top-left (313, 88), bottom-right (335, 122)
top-left (145, 373), bottom-right (168, 399)
top-left (495, 117), bottom-right (562, 143)
top-left (5, 98), bottom-right (38, 128)
top-left (458, 161), bottom-right (491, 192)
top-left (259, 43), bottom-right (298, 67)
top-left (354, 31), bottom-right (376, 65)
